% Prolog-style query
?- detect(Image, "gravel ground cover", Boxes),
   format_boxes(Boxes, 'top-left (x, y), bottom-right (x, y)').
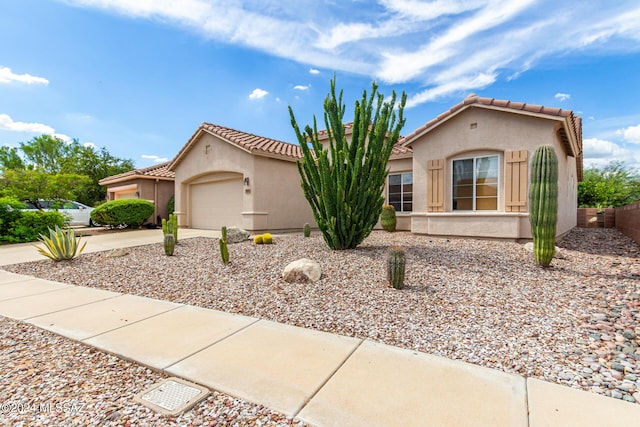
top-left (3, 227), bottom-right (640, 416)
top-left (0, 317), bottom-right (308, 426)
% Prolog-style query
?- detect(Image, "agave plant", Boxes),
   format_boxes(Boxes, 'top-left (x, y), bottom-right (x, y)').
top-left (36, 225), bottom-right (87, 261)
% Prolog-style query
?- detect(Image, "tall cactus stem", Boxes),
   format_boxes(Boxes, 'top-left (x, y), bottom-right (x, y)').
top-left (528, 145), bottom-right (558, 268)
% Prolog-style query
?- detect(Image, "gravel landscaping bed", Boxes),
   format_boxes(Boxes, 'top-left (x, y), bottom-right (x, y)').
top-left (0, 317), bottom-right (307, 426)
top-left (3, 227), bottom-right (640, 413)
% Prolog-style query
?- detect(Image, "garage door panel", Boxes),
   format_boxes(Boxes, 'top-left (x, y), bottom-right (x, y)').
top-left (190, 178), bottom-right (243, 229)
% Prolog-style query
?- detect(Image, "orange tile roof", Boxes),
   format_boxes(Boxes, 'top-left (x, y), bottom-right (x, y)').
top-left (401, 94), bottom-right (583, 179)
top-left (169, 122), bottom-right (302, 169)
top-left (316, 121), bottom-right (411, 158)
top-left (99, 161), bottom-right (175, 185)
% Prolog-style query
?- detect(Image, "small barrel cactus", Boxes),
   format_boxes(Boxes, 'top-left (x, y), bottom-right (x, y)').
top-left (303, 223), bottom-right (311, 237)
top-left (262, 233), bottom-right (273, 244)
top-left (387, 246), bottom-right (405, 289)
top-left (164, 234), bottom-right (175, 256)
top-left (529, 145), bottom-right (558, 268)
top-left (253, 235), bottom-right (264, 244)
top-left (380, 205), bottom-right (397, 232)
top-left (219, 226), bottom-right (229, 265)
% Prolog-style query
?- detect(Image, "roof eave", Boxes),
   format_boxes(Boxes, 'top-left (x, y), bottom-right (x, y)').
top-left (99, 174), bottom-right (175, 186)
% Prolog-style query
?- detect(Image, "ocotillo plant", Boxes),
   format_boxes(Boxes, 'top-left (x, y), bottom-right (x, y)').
top-left (529, 145), bottom-right (558, 267)
top-left (387, 246), bottom-right (406, 289)
top-left (289, 76), bottom-right (406, 250)
top-left (380, 205), bottom-right (397, 232)
top-left (219, 226), bottom-right (229, 265)
top-left (163, 234), bottom-right (175, 256)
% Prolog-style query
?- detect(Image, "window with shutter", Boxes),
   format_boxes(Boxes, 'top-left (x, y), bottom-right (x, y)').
top-left (427, 159), bottom-right (444, 212)
top-left (505, 150), bottom-right (528, 212)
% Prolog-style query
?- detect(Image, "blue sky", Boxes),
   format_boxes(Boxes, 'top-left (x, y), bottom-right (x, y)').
top-left (1, 0), bottom-right (639, 170)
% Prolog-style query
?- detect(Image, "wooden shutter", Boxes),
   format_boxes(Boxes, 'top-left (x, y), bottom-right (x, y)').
top-left (427, 159), bottom-right (445, 212)
top-left (505, 150), bottom-right (528, 212)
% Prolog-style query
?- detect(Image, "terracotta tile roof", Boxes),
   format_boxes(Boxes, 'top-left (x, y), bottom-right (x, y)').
top-left (170, 123), bottom-right (302, 169)
top-left (316, 121), bottom-right (411, 158)
top-left (99, 162), bottom-right (175, 185)
top-left (401, 94), bottom-right (583, 179)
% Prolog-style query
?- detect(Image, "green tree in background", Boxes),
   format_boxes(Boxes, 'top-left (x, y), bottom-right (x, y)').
top-left (578, 161), bottom-right (640, 208)
top-left (0, 134), bottom-right (134, 207)
top-left (289, 76), bottom-right (406, 250)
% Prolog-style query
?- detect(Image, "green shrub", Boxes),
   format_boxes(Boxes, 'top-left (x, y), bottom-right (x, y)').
top-left (253, 235), bottom-right (264, 244)
top-left (91, 199), bottom-right (155, 229)
top-left (0, 197), bottom-right (26, 242)
top-left (36, 225), bottom-right (86, 261)
top-left (8, 211), bottom-right (66, 243)
top-left (167, 195), bottom-right (175, 215)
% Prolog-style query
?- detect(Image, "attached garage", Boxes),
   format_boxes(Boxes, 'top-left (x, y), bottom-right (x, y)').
top-left (189, 173), bottom-right (243, 229)
top-left (168, 122), bottom-right (316, 231)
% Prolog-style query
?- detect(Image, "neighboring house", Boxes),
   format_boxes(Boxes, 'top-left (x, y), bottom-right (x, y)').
top-left (98, 162), bottom-right (175, 224)
top-left (168, 123), bottom-right (315, 231)
top-left (111, 94), bottom-right (582, 239)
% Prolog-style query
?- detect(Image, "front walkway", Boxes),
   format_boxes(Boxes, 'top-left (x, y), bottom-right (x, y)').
top-left (1, 229), bottom-right (639, 426)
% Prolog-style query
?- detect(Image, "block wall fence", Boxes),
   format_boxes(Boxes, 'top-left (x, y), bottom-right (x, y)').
top-left (614, 201), bottom-right (640, 245)
top-left (577, 204), bottom-right (640, 245)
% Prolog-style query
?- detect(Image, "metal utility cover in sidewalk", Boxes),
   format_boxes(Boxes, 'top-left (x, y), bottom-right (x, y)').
top-left (134, 377), bottom-right (209, 416)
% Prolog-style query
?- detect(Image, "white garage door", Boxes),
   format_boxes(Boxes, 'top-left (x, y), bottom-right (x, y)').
top-left (190, 178), bottom-right (243, 229)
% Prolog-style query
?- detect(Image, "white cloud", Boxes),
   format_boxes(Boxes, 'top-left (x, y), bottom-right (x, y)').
top-left (0, 67), bottom-right (49, 85)
top-left (52, 133), bottom-right (72, 143)
top-left (555, 93), bottom-right (570, 101)
top-left (0, 113), bottom-right (55, 134)
top-left (0, 113), bottom-right (71, 142)
top-left (582, 137), bottom-right (640, 169)
top-left (248, 88), bottom-right (269, 100)
top-left (293, 85), bottom-right (310, 91)
top-left (141, 154), bottom-right (169, 163)
top-left (64, 0), bottom-right (640, 108)
top-left (406, 73), bottom-right (496, 108)
top-left (619, 123), bottom-right (640, 144)
top-left (83, 142), bottom-right (96, 148)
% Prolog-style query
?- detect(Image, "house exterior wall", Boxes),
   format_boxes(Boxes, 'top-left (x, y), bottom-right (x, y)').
top-left (251, 155), bottom-right (315, 231)
top-left (410, 107), bottom-right (577, 239)
top-left (173, 132), bottom-right (313, 231)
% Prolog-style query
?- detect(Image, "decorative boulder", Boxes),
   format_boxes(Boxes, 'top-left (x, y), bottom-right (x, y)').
top-left (524, 242), bottom-right (565, 259)
top-left (226, 227), bottom-right (250, 244)
top-left (282, 258), bottom-right (322, 283)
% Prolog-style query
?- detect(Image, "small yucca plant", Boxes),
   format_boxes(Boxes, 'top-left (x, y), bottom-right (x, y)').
top-left (36, 226), bottom-right (87, 261)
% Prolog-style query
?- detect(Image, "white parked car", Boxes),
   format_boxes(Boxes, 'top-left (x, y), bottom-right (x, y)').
top-left (24, 200), bottom-right (98, 227)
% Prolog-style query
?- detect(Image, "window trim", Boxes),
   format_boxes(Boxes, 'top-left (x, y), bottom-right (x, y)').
top-left (451, 154), bottom-right (500, 212)
top-left (387, 171), bottom-right (413, 213)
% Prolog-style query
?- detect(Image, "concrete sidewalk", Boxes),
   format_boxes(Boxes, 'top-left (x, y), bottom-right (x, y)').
top-left (1, 230), bottom-right (640, 425)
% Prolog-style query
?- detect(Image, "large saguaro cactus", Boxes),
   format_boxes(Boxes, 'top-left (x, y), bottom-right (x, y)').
top-left (289, 76), bottom-right (406, 250)
top-left (528, 145), bottom-right (558, 267)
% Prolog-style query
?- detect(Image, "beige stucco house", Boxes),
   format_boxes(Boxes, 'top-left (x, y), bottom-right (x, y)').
top-left (98, 162), bottom-right (175, 224)
top-left (394, 94), bottom-right (582, 239)
top-left (106, 94), bottom-right (581, 239)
